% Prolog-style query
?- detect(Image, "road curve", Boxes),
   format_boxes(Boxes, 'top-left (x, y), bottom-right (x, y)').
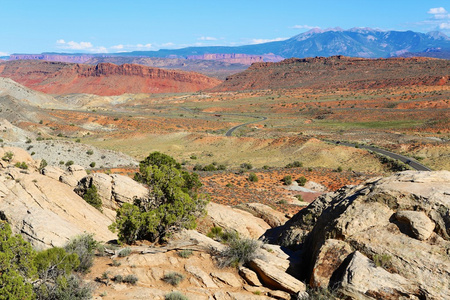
top-left (181, 107), bottom-right (430, 171)
top-left (332, 141), bottom-right (431, 171)
top-left (225, 116), bottom-right (267, 137)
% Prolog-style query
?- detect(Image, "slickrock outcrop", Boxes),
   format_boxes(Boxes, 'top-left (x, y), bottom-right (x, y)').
top-left (0, 147), bottom-right (116, 250)
top-left (263, 170), bottom-right (450, 299)
top-left (0, 60), bottom-right (222, 95)
top-left (74, 173), bottom-right (150, 210)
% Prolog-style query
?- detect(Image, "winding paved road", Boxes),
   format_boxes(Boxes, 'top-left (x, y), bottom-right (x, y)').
top-left (225, 116), bottom-right (267, 137)
top-left (331, 141), bottom-right (431, 171)
top-left (182, 107), bottom-right (431, 171)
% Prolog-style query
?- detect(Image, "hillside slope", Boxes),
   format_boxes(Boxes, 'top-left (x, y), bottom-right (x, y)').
top-left (212, 56), bottom-right (450, 91)
top-left (0, 60), bottom-right (222, 96)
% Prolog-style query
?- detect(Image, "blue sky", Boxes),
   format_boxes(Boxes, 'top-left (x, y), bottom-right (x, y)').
top-left (0, 0), bottom-right (449, 55)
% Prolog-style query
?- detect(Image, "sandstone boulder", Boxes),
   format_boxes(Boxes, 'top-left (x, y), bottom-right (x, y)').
top-left (59, 164), bottom-right (87, 187)
top-left (41, 165), bottom-right (65, 181)
top-left (336, 251), bottom-right (421, 299)
top-left (237, 203), bottom-right (288, 228)
top-left (395, 210), bottom-right (435, 240)
top-left (264, 171), bottom-right (450, 299)
top-left (248, 258), bottom-right (306, 295)
top-left (206, 202), bottom-right (271, 238)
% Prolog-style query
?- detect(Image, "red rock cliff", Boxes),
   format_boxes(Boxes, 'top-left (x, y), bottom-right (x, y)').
top-left (0, 60), bottom-right (222, 96)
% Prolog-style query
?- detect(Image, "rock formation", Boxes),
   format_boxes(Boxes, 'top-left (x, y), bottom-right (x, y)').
top-left (264, 170), bottom-right (450, 299)
top-left (212, 56), bottom-right (450, 92)
top-left (0, 60), bottom-right (222, 95)
top-left (0, 147), bottom-right (116, 250)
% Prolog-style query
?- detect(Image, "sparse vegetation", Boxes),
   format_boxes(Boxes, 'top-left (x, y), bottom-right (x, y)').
top-left (165, 291), bottom-right (189, 300)
top-left (123, 274), bottom-right (139, 285)
top-left (240, 162), bottom-right (253, 170)
top-left (82, 184), bottom-right (102, 211)
top-left (285, 161), bottom-right (303, 168)
top-left (163, 272), bottom-right (185, 286)
top-left (282, 175), bottom-right (292, 185)
top-left (248, 172), bottom-right (258, 182)
top-left (2, 151), bottom-right (13, 162)
top-left (118, 247), bottom-right (132, 257)
top-left (110, 152), bottom-right (208, 244)
top-left (296, 176), bottom-right (307, 186)
top-left (373, 253), bottom-right (392, 269)
top-left (15, 162), bottom-right (28, 170)
top-left (217, 235), bottom-right (261, 268)
top-left (177, 249), bottom-right (193, 258)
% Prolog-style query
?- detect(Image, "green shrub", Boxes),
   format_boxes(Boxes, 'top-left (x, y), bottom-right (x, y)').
top-left (112, 260), bottom-right (121, 267)
top-left (207, 226), bottom-right (223, 240)
top-left (165, 291), bottom-right (188, 300)
top-left (86, 150), bottom-right (94, 155)
top-left (15, 162), bottom-right (28, 170)
top-left (38, 159), bottom-right (47, 173)
top-left (65, 160), bottom-right (74, 167)
top-left (282, 175), bottom-right (292, 185)
top-left (336, 166), bottom-right (343, 172)
top-left (123, 274), bottom-right (138, 285)
top-left (217, 164), bottom-right (226, 171)
top-left (89, 162), bottom-right (96, 168)
top-left (248, 172), bottom-right (258, 182)
top-left (296, 176), bottom-right (307, 186)
top-left (0, 221), bottom-right (36, 300)
top-left (240, 162), bottom-right (253, 170)
top-left (82, 184), bottom-right (102, 211)
top-left (118, 247), bottom-right (132, 257)
top-left (285, 161), bottom-right (303, 168)
top-left (177, 249), bottom-right (193, 259)
top-left (218, 236), bottom-right (261, 268)
top-left (113, 275), bottom-right (123, 283)
top-left (202, 164), bottom-right (217, 171)
top-left (34, 247), bottom-right (79, 280)
top-left (163, 272), bottom-right (185, 286)
top-left (110, 152), bottom-right (208, 244)
top-left (373, 254), bottom-right (392, 269)
top-left (2, 151), bottom-right (13, 162)
top-left (64, 233), bottom-right (98, 274)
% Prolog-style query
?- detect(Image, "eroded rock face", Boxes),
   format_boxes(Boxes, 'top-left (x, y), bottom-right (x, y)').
top-left (264, 171), bottom-right (450, 299)
top-left (74, 173), bottom-right (150, 210)
top-left (0, 147), bottom-right (116, 250)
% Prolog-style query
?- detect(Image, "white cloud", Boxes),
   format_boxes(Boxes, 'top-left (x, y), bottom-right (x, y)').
top-left (428, 7), bottom-right (447, 15)
top-left (111, 44), bottom-right (124, 50)
top-left (440, 23), bottom-right (450, 29)
top-left (291, 25), bottom-right (320, 30)
top-left (56, 39), bottom-right (94, 50)
top-left (0, 51), bottom-right (8, 56)
top-left (427, 7), bottom-right (450, 19)
top-left (249, 37), bottom-right (287, 44)
top-left (198, 36), bottom-right (217, 41)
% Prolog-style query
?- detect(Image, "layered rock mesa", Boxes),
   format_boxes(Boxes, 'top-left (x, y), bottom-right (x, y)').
top-left (0, 60), bottom-right (222, 96)
top-left (186, 53), bottom-right (283, 65)
top-left (212, 56), bottom-right (450, 92)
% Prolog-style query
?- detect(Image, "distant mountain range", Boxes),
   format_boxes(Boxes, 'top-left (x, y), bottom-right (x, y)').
top-left (6, 28), bottom-right (450, 65)
top-left (118, 27), bottom-right (450, 59)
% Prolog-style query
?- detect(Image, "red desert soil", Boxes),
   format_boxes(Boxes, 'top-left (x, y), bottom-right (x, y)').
top-left (97, 167), bottom-right (374, 216)
top-left (211, 56), bottom-right (450, 92)
top-left (0, 60), bottom-right (222, 96)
